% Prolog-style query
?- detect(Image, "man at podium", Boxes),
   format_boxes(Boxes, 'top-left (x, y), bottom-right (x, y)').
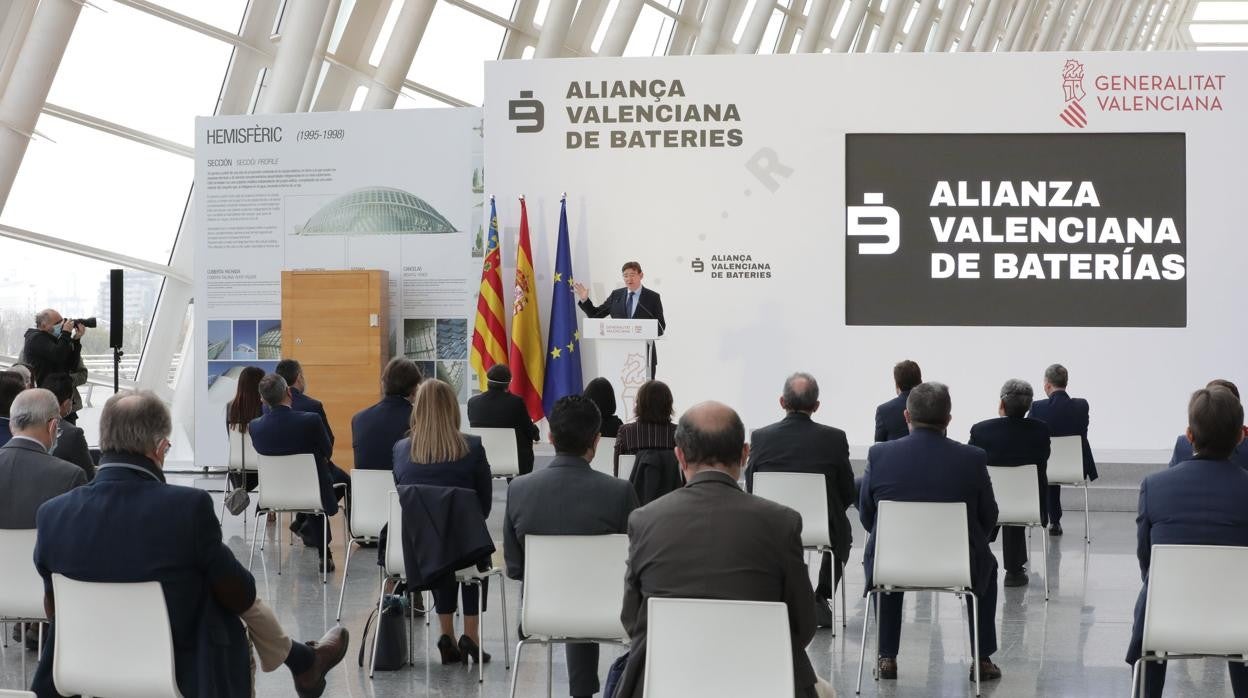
top-left (573, 261), bottom-right (666, 333)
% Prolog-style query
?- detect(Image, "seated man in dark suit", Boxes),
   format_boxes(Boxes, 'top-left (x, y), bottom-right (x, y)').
top-left (969, 378), bottom-right (1051, 587)
top-left (32, 390), bottom-right (347, 698)
top-left (1027, 363), bottom-right (1098, 535)
top-left (1127, 385), bottom-right (1248, 697)
top-left (860, 382), bottom-right (1002, 682)
top-left (273, 359), bottom-right (336, 445)
top-left (39, 372), bottom-right (94, 479)
top-left (875, 360), bottom-right (921, 443)
top-left (1167, 379), bottom-right (1248, 470)
top-left (746, 371), bottom-right (854, 628)
top-left (504, 395), bottom-right (638, 698)
top-left (467, 364), bottom-right (540, 475)
top-left (616, 401), bottom-right (832, 698)
top-left (351, 357), bottom-right (423, 470)
top-left (250, 373), bottom-right (348, 570)
top-left (0, 369), bottom-right (26, 447)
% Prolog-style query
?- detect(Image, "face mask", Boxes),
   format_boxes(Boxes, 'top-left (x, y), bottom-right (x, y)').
top-left (51, 324), bottom-right (62, 338)
top-left (48, 424), bottom-right (60, 454)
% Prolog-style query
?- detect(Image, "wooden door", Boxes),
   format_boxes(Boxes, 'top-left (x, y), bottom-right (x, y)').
top-left (282, 270), bottom-right (388, 470)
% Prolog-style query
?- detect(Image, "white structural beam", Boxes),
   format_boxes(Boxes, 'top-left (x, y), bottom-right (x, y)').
top-left (0, 1), bottom-right (39, 95)
top-left (773, 0), bottom-right (807, 53)
top-left (314, 1), bottom-right (388, 111)
top-left (1137, 0), bottom-right (1167, 49)
top-left (931, 0), bottom-right (970, 51)
top-left (364, 0), bottom-right (436, 109)
top-left (297, 0), bottom-right (342, 112)
top-left (871, 0), bottom-right (909, 52)
top-left (831, 0), bottom-right (870, 52)
top-left (694, 0), bottom-right (733, 54)
top-left (902, 0), bottom-right (941, 51)
top-left (973, 0), bottom-right (1008, 51)
top-left (217, 0), bottom-right (281, 115)
top-left (0, 222), bottom-right (188, 283)
top-left (1033, 0), bottom-right (1070, 50)
top-left (566, 0), bottom-right (607, 55)
top-left (42, 103), bottom-right (194, 158)
top-left (1103, 0), bottom-right (1135, 48)
top-left (958, 0), bottom-right (994, 52)
top-left (1000, 0), bottom-right (1034, 50)
top-left (257, 0), bottom-right (332, 113)
top-left (666, 0), bottom-right (704, 54)
top-left (1080, 0), bottom-right (1118, 50)
top-left (534, 0), bottom-right (579, 57)
top-left (1115, 0), bottom-right (1146, 49)
top-left (737, 0), bottom-right (778, 53)
top-left (1059, 0), bottom-right (1092, 50)
top-left (0, 0), bottom-right (82, 212)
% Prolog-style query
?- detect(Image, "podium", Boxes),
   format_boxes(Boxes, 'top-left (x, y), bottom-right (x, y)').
top-left (582, 318), bottom-right (660, 420)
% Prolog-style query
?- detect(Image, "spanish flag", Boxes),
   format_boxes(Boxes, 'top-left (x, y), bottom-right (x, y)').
top-left (508, 197), bottom-right (545, 420)
top-left (469, 197), bottom-right (508, 391)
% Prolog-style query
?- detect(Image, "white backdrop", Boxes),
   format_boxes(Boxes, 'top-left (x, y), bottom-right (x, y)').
top-left (484, 52), bottom-right (1248, 458)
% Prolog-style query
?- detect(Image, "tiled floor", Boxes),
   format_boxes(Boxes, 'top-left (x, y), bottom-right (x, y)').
top-left (2, 479), bottom-right (1240, 697)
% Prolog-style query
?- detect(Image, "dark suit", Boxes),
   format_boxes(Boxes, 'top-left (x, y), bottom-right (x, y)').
top-left (0, 437), bottom-right (86, 529)
top-left (746, 412), bottom-right (855, 598)
top-left (617, 470), bottom-right (817, 698)
top-left (1127, 457), bottom-right (1248, 697)
top-left (1168, 433), bottom-right (1248, 470)
top-left (249, 406), bottom-right (347, 552)
top-left (351, 395), bottom-right (412, 470)
top-left (859, 429), bottom-right (999, 659)
top-left (1028, 390), bottom-right (1098, 525)
top-left (52, 421), bottom-right (93, 480)
top-left (467, 387), bottom-right (539, 475)
top-left (969, 416), bottom-right (1051, 573)
top-left (32, 454), bottom-right (253, 697)
top-left (22, 328), bottom-right (81, 387)
top-left (504, 455), bottom-right (638, 697)
top-left (0, 417), bottom-right (10, 448)
top-left (874, 390), bottom-right (910, 442)
top-left (578, 286), bottom-right (665, 372)
top-left (263, 387), bottom-right (335, 447)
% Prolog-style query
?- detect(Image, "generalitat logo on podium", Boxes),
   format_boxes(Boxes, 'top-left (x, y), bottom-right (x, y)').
top-left (1060, 59), bottom-right (1088, 128)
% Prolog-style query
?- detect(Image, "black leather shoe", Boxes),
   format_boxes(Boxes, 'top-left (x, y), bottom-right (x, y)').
top-left (877, 657), bottom-right (898, 680)
top-left (1049, 523), bottom-right (1063, 536)
top-left (458, 634), bottom-right (491, 664)
top-left (814, 596), bottom-right (833, 628)
top-left (318, 550), bottom-right (335, 573)
top-left (970, 658), bottom-right (1003, 681)
top-left (1004, 571), bottom-right (1029, 587)
top-left (437, 634), bottom-right (462, 664)
top-left (292, 626), bottom-right (349, 698)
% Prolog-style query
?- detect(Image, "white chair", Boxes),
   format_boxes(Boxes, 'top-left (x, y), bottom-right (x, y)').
top-left (247, 453), bottom-right (331, 584)
top-left (617, 454), bottom-right (637, 482)
top-left (1047, 435), bottom-right (1091, 542)
top-left (371, 491), bottom-right (420, 678)
top-left (856, 500), bottom-right (983, 696)
top-left (454, 556), bottom-right (512, 684)
top-left (1131, 544), bottom-right (1248, 697)
top-left (589, 437), bottom-right (617, 476)
top-left (336, 469), bottom-right (395, 621)
top-left (0, 690), bottom-right (35, 696)
top-left (752, 471), bottom-right (848, 635)
top-left (467, 427), bottom-right (521, 478)
top-left (987, 465), bottom-right (1050, 600)
top-left (219, 429), bottom-right (260, 533)
top-left (50, 574), bottom-right (183, 698)
top-left (0, 529), bottom-right (46, 682)
top-left (509, 535), bottom-right (629, 698)
top-left (643, 598), bottom-right (792, 698)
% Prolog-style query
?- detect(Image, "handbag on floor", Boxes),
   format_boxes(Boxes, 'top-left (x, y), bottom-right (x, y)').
top-left (357, 594), bottom-right (409, 671)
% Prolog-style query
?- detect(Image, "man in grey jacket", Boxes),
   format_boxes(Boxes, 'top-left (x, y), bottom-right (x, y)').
top-left (504, 395), bottom-right (638, 698)
top-left (0, 389), bottom-right (87, 530)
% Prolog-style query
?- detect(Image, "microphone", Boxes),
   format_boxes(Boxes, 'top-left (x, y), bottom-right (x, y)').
top-left (634, 297), bottom-right (666, 334)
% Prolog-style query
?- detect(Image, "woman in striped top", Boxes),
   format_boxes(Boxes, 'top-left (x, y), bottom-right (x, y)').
top-left (615, 380), bottom-right (677, 471)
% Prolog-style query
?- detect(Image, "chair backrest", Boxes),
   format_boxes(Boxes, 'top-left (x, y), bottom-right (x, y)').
top-left (987, 465), bottom-right (1042, 526)
top-left (589, 437), bottom-right (617, 476)
top-left (465, 427), bottom-right (520, 477)
top-left (349, 469), bottom-right (395, 539)
top-left (1047, 435), bottom-right (1084, 485)
top-left (642, 597), bottom-right (793, 698)
top-left (52, 574), bottom-right (183, 698)
top-left (255, 453), bottom-right (323, 512)
top-left (384, 491), bottom-right (405, 577)
top-left (0, 529), bottom-right (45, 621)
top-left (0, 690), bottom-right (36, 697)
top-left (1142, 544), bottom-right (1248, 656)
top-left (521, 535), bottom-right (629, 640)
top-left (752, 472), bottom-right (831, 548)
top-left (617, 454), bottom-right (636, 481)
top-left (227, 429), bottom-right (260, 472)
top-left (873, 500), bottom-right (971, 590)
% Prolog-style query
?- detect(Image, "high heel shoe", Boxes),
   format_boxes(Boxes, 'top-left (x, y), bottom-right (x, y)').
top-left (458, 634), bottom-right (491, 664)
top-left (436, 634), bottom-right (462, 664)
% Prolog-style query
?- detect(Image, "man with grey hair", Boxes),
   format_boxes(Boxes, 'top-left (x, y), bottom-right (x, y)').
top-left (746, 372), bottom-right (854, 627)
top-left (859, 382), bottom-right (1001, 682)
top-left (0, 370), bottom-right (27, 447)
top-left (31, 390), bottom-right (349, 698)
top-left (0, 389), bottom-right (86, 530)
top-left (970, 379), bottom-right (1051, 586)
top-left (21, 309), bottom-right (85, 387)
top-left (1027, 363), bottom-right (1098, 536)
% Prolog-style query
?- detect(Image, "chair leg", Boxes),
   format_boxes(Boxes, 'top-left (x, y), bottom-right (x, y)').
top-left (369, 576), bottom-right (388, 679)
top-left (971, 592), bottom-right (981, 697)
top-left (509, 639), bottom-right (530, 698)
top-left (500, 572), bottom-right (512, 670)
top-left (277, 513), bottom-right (283, 576)
top-left (546, 642), bottom-right (553, 698)
top-left (1041, 525), bottom-right (1050, 600)
top-left (408, 590), bottom-right (414, 667)
top-left (841, 563), bottom-right (848, 629)
top-left (248, 508), bottom-right (264, 569)
top-left (1130, 658), bottom-right (1142, 698)
top-left (856, 590), bottom-right (874, 694)
top-left (20, 621), bottom-right (26, 686)
top-left (322, 514), bottom-right (328, 585)
top-left (336, 540), bottom-right (356, 620)
top-left (1083, 483), bottom-right (1091, 544)
top-left (478, 583), bottom-right (485, 683)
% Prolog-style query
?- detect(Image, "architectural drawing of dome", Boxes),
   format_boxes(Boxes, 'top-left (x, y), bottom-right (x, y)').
top-left (295, 187), bottom-right (457, 235)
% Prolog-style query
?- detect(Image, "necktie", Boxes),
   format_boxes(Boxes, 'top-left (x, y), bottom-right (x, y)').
top-left (627, 291), bottom-right (636, 318)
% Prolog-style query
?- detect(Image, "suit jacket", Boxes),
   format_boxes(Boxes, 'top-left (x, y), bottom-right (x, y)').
top-left (859, 429), bottom-right (999, 594)
top-left (0, 417), bottom-right (10, 447)
top-left (1027, 390), bottom-right (1098, 480)
top-left (392, 434), bottom-right (492, 518)
top-left (0, 437), bottom-right (86, 529)
top-left (578, 286), bottom-right (665, 335)
top-left (351, 395), bottom-right (412, 470)
top-left (467, 388), bottom-right (539, 475)
top-left (1127, 457), bottom-right (1248, 664)
top-left (32, 454), bottom-right (254, 698)
top-left (629, 448), bottom-right (683, 506)
top-left (52, 421), bottom-right (94, 480)
top-left (600, 415), bottom-right (623, 439)
top-left (248, 406), bottom-right (338, 515)
top-left (617, 470), bottom-right (816, 698)
top-left (874, 390), bottom-right (910, 442)
top-left (503, 454), bottom-right (638, 580)
top-left (746, 412), bottom-right (855, 562)
top-left (1167, 433), bottom-right (1248, 470)
top-left (22, 328), bottom-right (82, 387)
top-left (397, 484), bottom-right (495, 591)
top-left (263, 387), bottom-right (334, 447)
top-left (968, 416), bottom-right (1051, 524)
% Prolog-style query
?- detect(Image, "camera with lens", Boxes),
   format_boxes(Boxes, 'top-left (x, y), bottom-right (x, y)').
top-left (69, 318), bottom-right (97, 329)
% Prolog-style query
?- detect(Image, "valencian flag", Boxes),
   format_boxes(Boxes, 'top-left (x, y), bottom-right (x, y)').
top-left (542, 196), bottom-right (582, 415)
top-left (508, 197), bottom-right (545, 420)
top-left (469, 197), bottom-right (508, 391)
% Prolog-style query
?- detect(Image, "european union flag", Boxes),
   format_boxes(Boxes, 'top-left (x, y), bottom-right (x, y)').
top-left (543, 197), bottom-right (583, 414)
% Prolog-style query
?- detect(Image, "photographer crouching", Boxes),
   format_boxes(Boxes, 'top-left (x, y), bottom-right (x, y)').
top-left (23, 309), bottom-right (91, 390)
